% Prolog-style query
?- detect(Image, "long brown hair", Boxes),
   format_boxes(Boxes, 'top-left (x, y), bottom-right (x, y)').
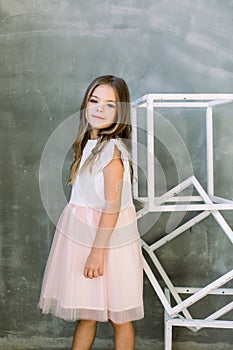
top-left (67, 75), bottom-right (133, 185)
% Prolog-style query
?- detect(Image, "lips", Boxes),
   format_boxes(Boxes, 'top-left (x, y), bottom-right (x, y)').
top-left (92, 115), bottom-right (105, 120)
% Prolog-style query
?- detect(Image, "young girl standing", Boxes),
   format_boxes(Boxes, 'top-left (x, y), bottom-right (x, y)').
top-left (39, 75), bottom-right (144, 349)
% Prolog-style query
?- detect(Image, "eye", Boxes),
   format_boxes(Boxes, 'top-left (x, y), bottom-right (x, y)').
top-left (107, 103), bottom-right (116, 109)
top-left (89, 98), bottom-right (98, 103)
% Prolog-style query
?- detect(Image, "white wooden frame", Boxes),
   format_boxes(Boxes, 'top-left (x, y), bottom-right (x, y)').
top-left (164, 288), bottom-right (233, 350)
top-left (131, 94), bottom-right (233, 349)
top-left (131, 94), bottom-right (233, 214)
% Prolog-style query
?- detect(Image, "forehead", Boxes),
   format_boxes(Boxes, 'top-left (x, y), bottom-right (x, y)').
top-left (91, 84), bottom-right (116, 102)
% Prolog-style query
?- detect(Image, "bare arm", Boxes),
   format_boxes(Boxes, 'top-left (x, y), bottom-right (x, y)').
top-left (84, 146), bottom-right (124, 279)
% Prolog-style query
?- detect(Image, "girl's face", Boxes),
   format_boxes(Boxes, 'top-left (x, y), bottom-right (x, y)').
top-left (86, 84), bottom-right (117, 139)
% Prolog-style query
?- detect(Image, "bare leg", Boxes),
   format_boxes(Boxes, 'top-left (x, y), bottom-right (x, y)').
top-left (71, 320), bottom-right (97, 350)
top-left (110, 321), bottom-right (135, 350)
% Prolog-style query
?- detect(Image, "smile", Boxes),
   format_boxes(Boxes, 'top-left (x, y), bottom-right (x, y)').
top-left (92, 115), bottom-right (105, 120)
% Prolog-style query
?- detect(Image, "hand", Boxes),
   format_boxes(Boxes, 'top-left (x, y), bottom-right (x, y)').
top-left (84, 248), bottom-right (104, 279)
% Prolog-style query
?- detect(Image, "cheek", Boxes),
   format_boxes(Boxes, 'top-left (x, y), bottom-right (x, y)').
top-left (86, 105), bottom-right (96, 123)
top-left (85, 109), bottom-right (93, 125)
top-left (109, 109), bottom-right (117, 121)
top-left (86, 104), bottom-right (94, 114)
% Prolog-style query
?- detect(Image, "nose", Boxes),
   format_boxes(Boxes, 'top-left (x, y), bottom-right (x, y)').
top-left (96, 103), bottom-right (104, 112)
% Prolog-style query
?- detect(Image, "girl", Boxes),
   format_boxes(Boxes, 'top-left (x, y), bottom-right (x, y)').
top-left (39, 75), bottom-right (144, 349)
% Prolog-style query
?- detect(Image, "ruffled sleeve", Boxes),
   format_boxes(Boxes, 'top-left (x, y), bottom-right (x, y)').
top-left (98, 139), bottom-right (131, 170)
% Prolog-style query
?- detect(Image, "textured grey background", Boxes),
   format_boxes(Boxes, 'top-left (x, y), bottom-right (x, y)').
top-left (0, 0), bottom-right (233, 347)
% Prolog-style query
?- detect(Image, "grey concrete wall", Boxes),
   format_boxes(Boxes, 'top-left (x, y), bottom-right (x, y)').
top-left (0, 0), bottom-right (233, 347)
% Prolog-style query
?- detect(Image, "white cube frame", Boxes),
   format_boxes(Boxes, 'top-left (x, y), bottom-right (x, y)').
top-left (131, 94), bottom-right (233, 349)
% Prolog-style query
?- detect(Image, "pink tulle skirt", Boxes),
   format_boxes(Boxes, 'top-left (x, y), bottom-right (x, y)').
top-left (39, 203), bottom-right (144, 323)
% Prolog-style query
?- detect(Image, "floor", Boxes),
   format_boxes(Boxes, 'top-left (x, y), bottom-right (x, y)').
top-left (0, 337), bottom-right (232, 350)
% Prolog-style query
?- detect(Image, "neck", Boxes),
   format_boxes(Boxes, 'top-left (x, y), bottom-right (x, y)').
top-left (89, 128), bottom-right (99, 140)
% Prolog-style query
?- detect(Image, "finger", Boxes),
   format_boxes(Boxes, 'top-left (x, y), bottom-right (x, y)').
top-left (98, 266), bottom-right (103, 276)
top-left (84, 267), bottom-right (88, 278)
top-left (88, 270), bottom-right (93, 279)
top-left (93, 268), bottom-right (99, 278)
top-left (84, 265), bottom-right (92, 278)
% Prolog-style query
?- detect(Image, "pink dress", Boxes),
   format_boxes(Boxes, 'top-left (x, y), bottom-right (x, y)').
top-left (39, 138), bottom-right (144, 323)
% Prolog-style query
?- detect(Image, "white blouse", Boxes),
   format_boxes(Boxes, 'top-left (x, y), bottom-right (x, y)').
top-left (69, 138), bottom-right (134, 210)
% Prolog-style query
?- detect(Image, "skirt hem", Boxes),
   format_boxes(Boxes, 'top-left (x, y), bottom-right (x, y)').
top-left (39, 298), bottom-right (144, 324)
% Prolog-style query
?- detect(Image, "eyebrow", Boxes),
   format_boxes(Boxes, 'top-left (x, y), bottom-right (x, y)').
top-left (91, 95), bottom-right (116, 103)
